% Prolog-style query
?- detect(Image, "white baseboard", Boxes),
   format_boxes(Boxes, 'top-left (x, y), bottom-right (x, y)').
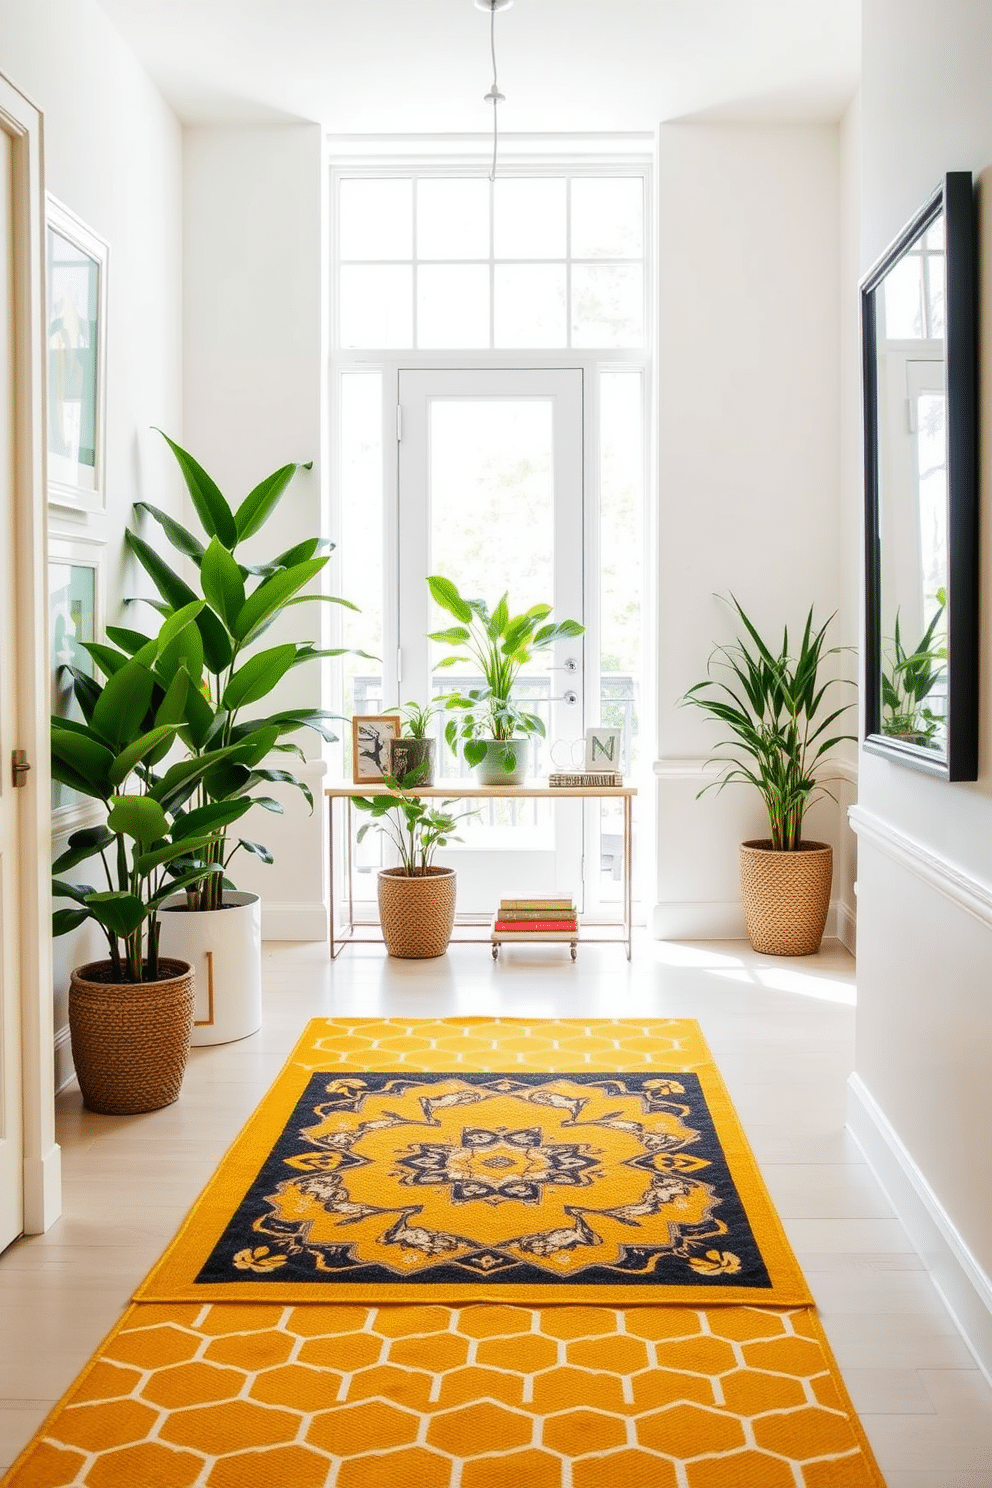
top-left (847, 1072), bottom-right (992, 1384)
top-left (651, 899), bottom-right (746, 940)
top-left (652, 898), bottom-right (845, 944)
top-left (22, 1144), bottom-right (62, 1233)
top-left (261, 902), bottom-right (327, 942)
top-left (54, 1023), bottom-right (75, 1095)
top-left (835, 897), bottom-right (857, 955)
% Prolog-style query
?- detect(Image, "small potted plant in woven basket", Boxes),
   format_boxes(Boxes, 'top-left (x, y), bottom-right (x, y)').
top-left (51, 606), bottom-right (239, 1113)
top-left (353, 763), bottom-right (478, 957)
top-left (682, 595), bottom-right (854, 956)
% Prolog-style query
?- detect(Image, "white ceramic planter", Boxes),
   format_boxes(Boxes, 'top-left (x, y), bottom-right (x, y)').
top-left (158, 891), bottom-right (262, 1046)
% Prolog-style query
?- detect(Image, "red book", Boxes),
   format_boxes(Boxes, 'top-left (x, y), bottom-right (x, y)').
top-left (494, 919), bottom-right (578, 933)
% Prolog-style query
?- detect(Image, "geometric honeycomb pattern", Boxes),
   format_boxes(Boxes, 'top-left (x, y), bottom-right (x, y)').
top-left (0, 1025), bottom-right (885, 1486)
top-left (3, 1301), bottom-right (885, 1487)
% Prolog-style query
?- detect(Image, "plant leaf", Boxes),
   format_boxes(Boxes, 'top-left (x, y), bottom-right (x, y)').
top-left (234, 462), bottom-right (309, 544)
top-left (157, 430), bottom-right (237, 547)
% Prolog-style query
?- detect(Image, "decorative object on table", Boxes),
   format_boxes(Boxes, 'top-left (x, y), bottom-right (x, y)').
top-left (45, 196), bottom-right (108, 514)
top-left (585, 725), bottom-right (622, 772)
top-left (682, 595), bottom-right (854, 957)
top-left (353, 764), bottom-right (478, 957)
top-left (491, 893), bottom-right (578, 959)
top-left (880, 594), bottom-right (946, 749)
top-left (122, 433), bottom-right (354, 1045)
top-left (548, 770), bottom-right (623, 788)
top-left (427, 574), bottom-right (584, 785)
top-left (51, 606), bottom-right (238, 1111)
top-left (861, 170), bottom-right (978, 782)
top-left (386, 697), bottom-right (444, 786)
top-left (352, 714), bottom-right (401, 784)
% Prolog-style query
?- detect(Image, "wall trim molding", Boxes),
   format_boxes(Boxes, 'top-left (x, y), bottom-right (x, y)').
top-left (835, 898), bottom-right (856, 955)
top-left (655, 756), bottom-right (858, 793)
top-left (848, 1072), bottom-right (992, 1383)
top-left (849, 805), bottom-right (992, 931)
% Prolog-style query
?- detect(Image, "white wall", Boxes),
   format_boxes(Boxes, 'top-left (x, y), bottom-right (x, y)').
top-left (653, 123), bottom-right (852, 940)
top-left (0, 0), bottom-right (184, 1080)
top-left (850, 0), bottom-right (992, 1374)
top-left (181, 124), bottom-right (328, 938)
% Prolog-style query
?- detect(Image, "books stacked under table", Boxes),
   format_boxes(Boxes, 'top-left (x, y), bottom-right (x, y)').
top-left (490, 896), bottom-right (578, 961)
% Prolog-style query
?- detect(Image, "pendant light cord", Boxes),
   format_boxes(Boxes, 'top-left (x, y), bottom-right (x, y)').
top-left (487, 1), bottom-right (502, 183)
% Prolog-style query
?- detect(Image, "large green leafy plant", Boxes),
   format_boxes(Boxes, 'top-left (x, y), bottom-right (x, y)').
top-left (122, 434), bottom-right (357, 909)
top-left (427, 575), bottom-right (585, 772)
top-left (51, 607), bottom-right (244, 981)
top-left (682, 597), bottom-right (854, 851)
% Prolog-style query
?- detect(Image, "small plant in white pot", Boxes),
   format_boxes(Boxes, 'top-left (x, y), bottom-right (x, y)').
top-left (353, 763), bottom-right (478, 957)
top-left (427, 575), bottom-right (584, 785)
top-left (682, 596), bottom-right (854, 956)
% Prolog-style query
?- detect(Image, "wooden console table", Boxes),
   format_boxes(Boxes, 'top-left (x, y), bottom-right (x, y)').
top-left (325, 781), bottom-right (636, 960)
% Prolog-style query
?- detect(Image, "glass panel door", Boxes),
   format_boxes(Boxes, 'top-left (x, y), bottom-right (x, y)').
top-left (397, 369), bottom-right (584, 914)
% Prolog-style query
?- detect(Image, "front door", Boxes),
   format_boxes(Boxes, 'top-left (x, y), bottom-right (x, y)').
top-left (0, 120), bottom-right (24, 1250)
top-left (396, 368), bottom-right (585, 913)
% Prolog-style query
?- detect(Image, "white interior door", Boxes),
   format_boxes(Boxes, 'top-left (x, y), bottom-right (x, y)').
top-left (397, 368), bottom-right (585, 913)
top-left (0, 122), bottom-right (24, 1251)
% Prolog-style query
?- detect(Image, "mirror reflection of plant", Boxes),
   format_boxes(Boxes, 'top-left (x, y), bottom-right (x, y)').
top-left (122, 433), bottom-right (364, 910)
top-left (880, 592), bottom-right (947, 744)
top-left (427, 575), bottom-right (584, 771)
top-left (682, 596), bottom-right (855, 852)
top-left (353, 762), bottom-right (479, 876)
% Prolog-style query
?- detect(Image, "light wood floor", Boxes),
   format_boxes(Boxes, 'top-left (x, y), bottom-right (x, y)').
top-left (2, 935), bottom-right (991, 1486)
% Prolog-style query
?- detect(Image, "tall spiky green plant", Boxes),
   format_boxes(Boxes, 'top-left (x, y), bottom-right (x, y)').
top-left (682, 597), bottom-right (855, 851)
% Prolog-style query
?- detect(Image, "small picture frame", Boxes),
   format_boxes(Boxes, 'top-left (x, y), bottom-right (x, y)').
top-left (585, 726), bottom-right (621, 772)
top-left (46, 196), bottom-right (108, 514)
top-left (50, 534), bottom-right (104, 827)
top-left (352, 714), bottom-right (401, 783)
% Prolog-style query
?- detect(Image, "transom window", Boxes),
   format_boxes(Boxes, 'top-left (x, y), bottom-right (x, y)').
top-left (335, 173), bottom-right (646, 350)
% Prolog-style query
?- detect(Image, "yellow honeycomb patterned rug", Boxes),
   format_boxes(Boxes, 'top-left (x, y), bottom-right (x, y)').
top-left (136, 1018), bottom-right (812, 1307)
top-left (0, 1021), bottom-right (888, 1487)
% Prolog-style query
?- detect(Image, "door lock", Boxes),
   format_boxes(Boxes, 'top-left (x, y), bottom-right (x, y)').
top-left (12, 750), bottom-right (31, 788)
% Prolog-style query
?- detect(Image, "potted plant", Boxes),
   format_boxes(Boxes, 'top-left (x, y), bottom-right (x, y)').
top-left (880, 595), bottom-right (946, 748)
top-left (119, 433), bottom-right (356, 1044)
top-left (51, 608), bottom-right (239, 1112)
top-left (386, 698), bottom-right (445, 786)
top-left (682, 596), bottom-right (854, 956)
top-left (427, 575), bottom-right (584, 785)
top-left (353, 764), bottom-right (478, 957)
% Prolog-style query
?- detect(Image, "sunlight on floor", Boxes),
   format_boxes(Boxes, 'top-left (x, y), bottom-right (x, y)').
top-left (651, 937), bottom-right (857, 1005)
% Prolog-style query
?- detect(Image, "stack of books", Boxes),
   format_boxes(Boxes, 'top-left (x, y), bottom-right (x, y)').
top-left (548, 770), bottom-right (623, 788)
top-left (492, 896), bottom-right (578, 941)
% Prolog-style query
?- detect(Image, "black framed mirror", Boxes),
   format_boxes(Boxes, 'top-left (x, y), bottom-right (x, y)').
top-left (861, 171), bottom-right (978, 780)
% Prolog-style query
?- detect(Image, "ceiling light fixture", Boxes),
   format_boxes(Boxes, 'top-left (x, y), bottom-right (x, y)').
top-left (475, 0), bottom-right (513, 183)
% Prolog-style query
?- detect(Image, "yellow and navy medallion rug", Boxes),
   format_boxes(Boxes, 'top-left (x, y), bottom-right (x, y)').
top-left (136, 1019), bottom-right (811, 1307)
top-left (2, 1022), bottom-right (888, 1488)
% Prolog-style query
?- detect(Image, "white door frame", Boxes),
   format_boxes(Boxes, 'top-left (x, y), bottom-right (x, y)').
top-left (0, 70), bottom-right (61, 1235)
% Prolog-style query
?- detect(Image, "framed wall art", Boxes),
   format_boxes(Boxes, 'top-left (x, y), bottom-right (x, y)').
top-left (46, 196), bottom-right (108, 513)
top-left (352, 714), bottom-right (401, 784)
top-left (50, 535), bottom-right (103, 825)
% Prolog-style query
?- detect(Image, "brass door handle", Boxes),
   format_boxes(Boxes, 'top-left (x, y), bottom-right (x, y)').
top-left (12, 750), bottom-right (30, 787)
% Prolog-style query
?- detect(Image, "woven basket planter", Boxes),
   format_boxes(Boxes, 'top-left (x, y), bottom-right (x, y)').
top-left (68, 958), bottom-right (195, 1114)
top-left (739, 840), bottom-right (833, 957)
top-left (377, 867), bottom-right (456, 958)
